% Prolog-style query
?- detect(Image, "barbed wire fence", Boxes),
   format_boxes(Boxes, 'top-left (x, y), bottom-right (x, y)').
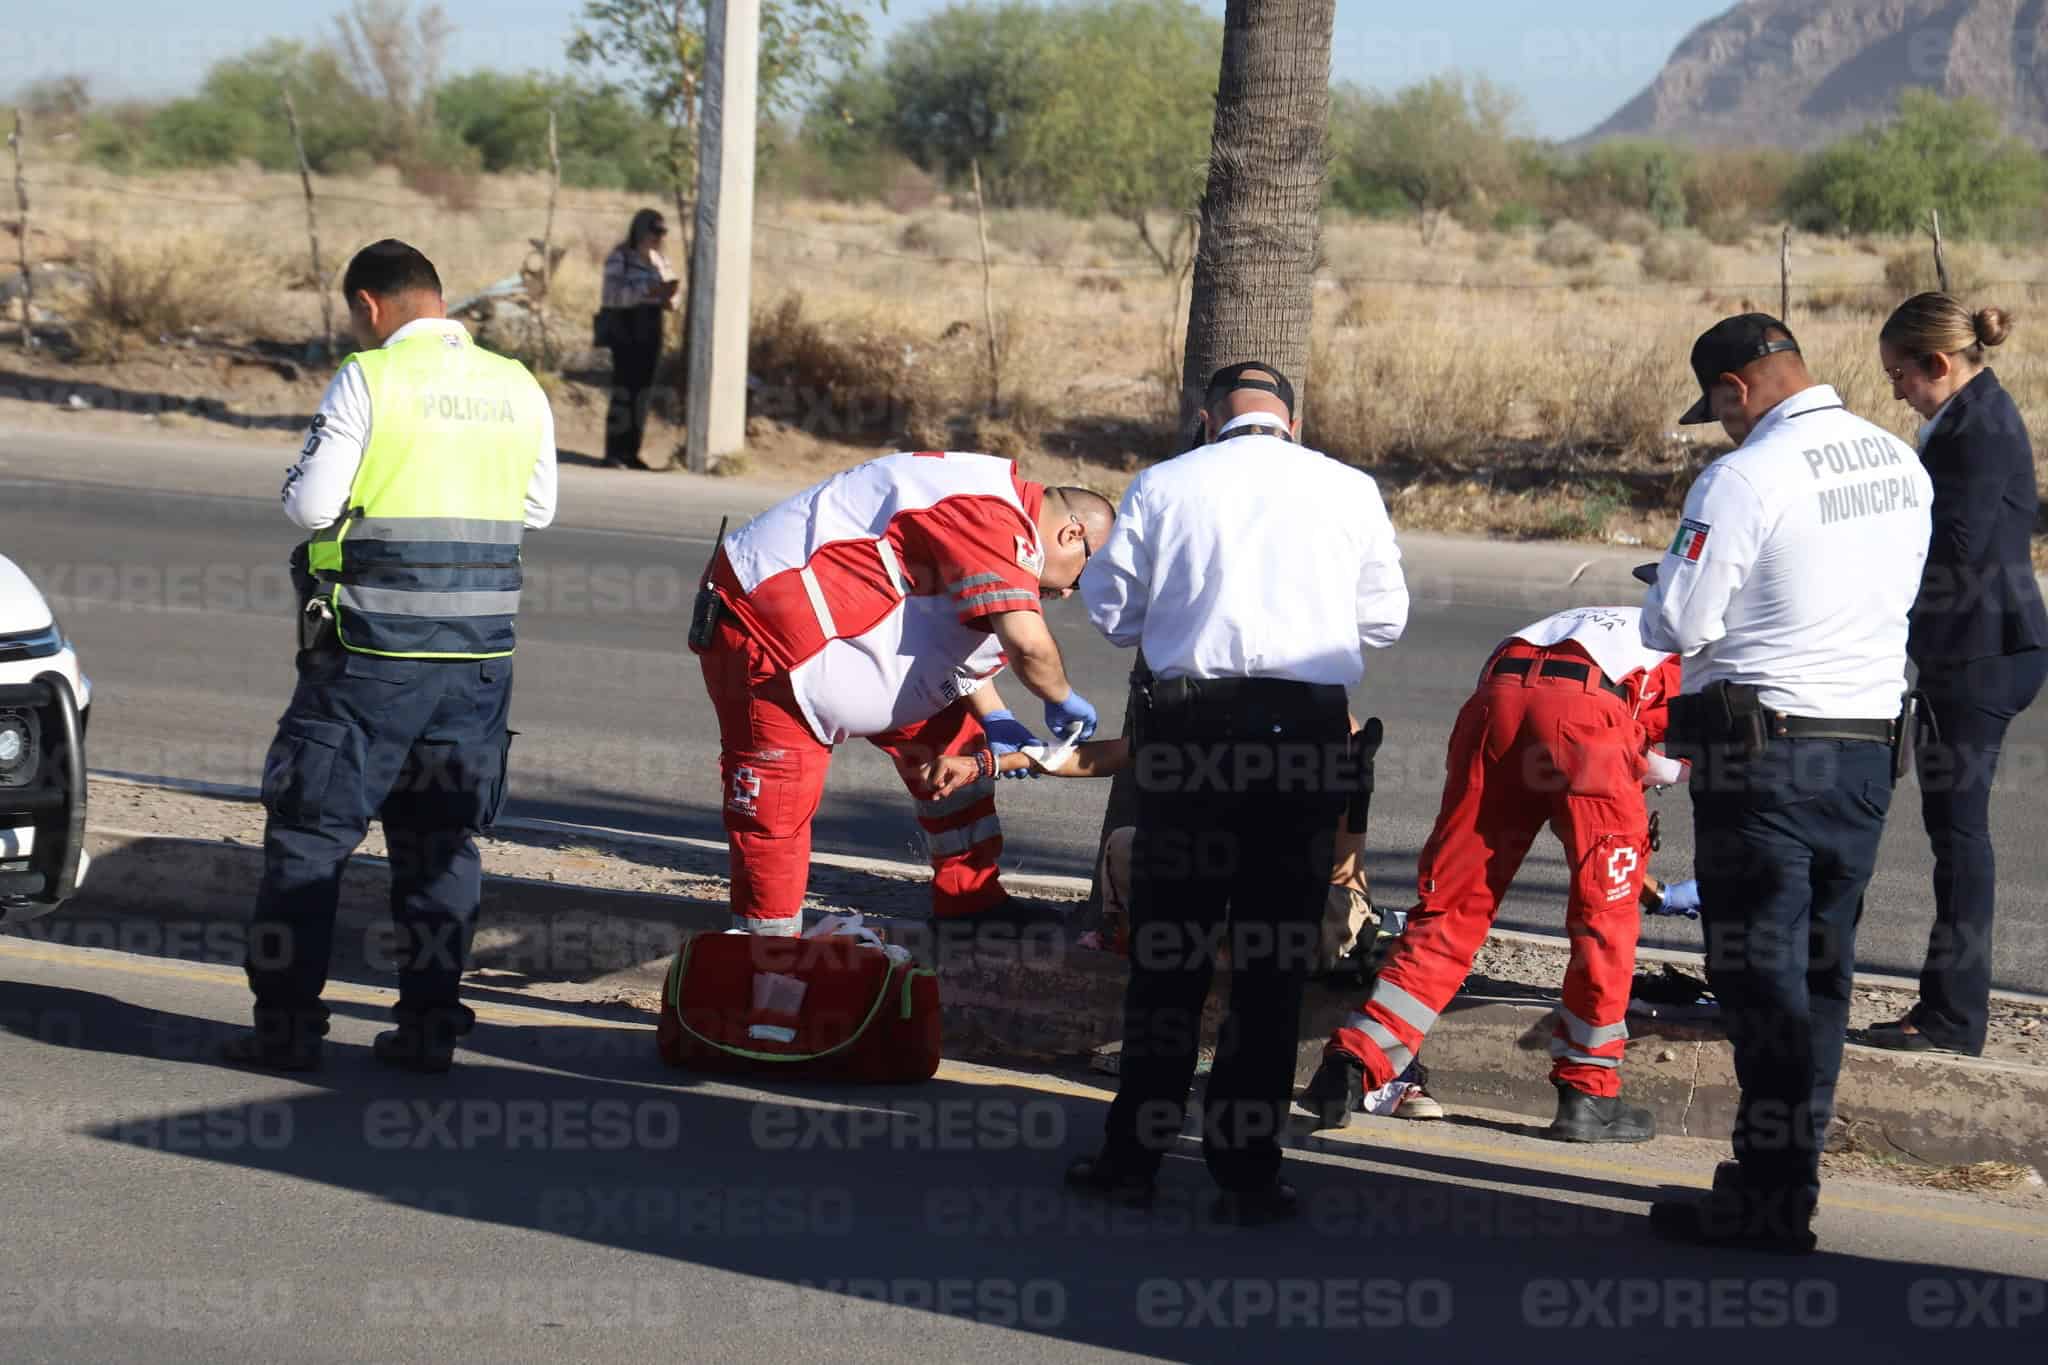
top-left (18, 166), bottom-right (2048, 295)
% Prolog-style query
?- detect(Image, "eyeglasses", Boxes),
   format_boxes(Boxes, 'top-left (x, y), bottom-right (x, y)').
top-left (1055, 491), bottom-right (1093, 566)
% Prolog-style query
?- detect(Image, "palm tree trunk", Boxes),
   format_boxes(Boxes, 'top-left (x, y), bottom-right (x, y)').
top-left (1085, 0), bottom-right (1336, 916)
top-left (1176, 0), bottom-right (1335, 437)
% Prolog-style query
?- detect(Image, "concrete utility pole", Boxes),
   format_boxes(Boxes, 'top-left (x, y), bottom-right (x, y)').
top-left (684, 0), bottom-right (760, 474)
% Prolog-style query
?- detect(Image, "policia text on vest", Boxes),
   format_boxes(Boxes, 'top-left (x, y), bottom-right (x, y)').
top-left (305, 332), bottom-right (547, 661)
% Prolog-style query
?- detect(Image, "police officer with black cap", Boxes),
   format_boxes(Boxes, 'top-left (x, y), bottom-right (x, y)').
top-left (1066, 363), bottom-right (1409, 1223)
top-left (1640, 315), bottom-right (1930, 1252)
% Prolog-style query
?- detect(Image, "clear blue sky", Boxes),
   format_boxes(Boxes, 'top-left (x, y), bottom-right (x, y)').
top-left (4, 0), bottom-right (1734, 141)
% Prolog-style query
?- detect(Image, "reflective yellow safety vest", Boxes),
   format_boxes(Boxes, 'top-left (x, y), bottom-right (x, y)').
top-left (305, 327), bottom-right (544, 659)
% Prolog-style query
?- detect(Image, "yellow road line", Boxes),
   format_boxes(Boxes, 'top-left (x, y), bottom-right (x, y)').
top-left (4, 936), bottom-right (2040, 1238)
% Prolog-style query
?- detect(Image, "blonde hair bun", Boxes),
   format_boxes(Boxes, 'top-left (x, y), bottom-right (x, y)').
top-left (1973, 307), bottom-right (2012, 348)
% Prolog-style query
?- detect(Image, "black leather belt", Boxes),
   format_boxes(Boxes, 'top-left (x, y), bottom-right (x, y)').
top-left (1491, 655), bottom-right (1629, 704)
top-left (1767, 712), bottom-right (1895, 743)
top-left (1147, 675), bottom-right (1346, 711)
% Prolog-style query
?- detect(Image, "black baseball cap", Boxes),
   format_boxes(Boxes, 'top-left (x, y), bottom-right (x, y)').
top-left (1632, 562), bottom-right (1659, 585)
top-left (1679, 314), bottom-right (1801, 425)
top-left (1205, 362), bottom-right (1295, 419)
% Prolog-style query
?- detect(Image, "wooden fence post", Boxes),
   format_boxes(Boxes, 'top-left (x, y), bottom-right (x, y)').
top-left (281, 86), bottom-right (333, 360)
top-left (539, 108), bottom-right (561, 369)
top-left (970, 158), bottom-right (1000, 412)
top-left (1930, 208), bottom-right (1951, 296)
top-left (1779, 225), bottom-right (1791, 321)
top-left (8, 111), bottom-right (30, 353)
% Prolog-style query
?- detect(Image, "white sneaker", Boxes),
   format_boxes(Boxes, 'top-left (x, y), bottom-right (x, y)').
top-left (1393, 1085), bottom-right (1445, 1120)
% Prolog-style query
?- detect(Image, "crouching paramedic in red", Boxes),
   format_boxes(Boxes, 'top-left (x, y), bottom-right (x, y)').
top-left (695, 452), bottom-right (1113, 934)
top-left (1303, 605), bottom-right (1684, 1142)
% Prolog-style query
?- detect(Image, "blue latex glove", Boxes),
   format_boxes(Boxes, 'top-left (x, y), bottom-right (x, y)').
top-left (980, 709), bottom-right (1043, 780)
top-left (1660, 878), bottom-right (1701, 917)
top-left (1044, 690), bottom-right (1098, 743)
top-left (980, 709), bottom-right (1038, 756)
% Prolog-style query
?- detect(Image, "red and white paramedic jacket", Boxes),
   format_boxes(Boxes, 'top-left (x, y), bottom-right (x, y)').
top-left (711, 452), bottom-right (1049, 745)
top-left (1498, 606), bottom-right (1682, 770)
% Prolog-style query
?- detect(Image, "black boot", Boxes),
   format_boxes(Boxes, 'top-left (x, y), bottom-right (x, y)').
top-left (1211, 1180), bottom-right (1300, 1227)
top-left (1299, 1053), bottom-right (1365, 1131)
top-left (1546, 1082), bottom-right (1655, 1143)
top-left (1064, 1154), bottom-right (1155, 1209)
top-left (219, 1012), bottom-right (325, 1073)
top-left (373, 1012), bottom-right (467, 1074)
top-left (1649, 1179), bottom-right (1817, 1255)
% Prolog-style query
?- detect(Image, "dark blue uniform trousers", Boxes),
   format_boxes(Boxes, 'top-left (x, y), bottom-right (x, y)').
top-left (246, 648), bottom-right (513, 1037)
top-left (1692, 739), bottom-right (1894, 1216)
top-left (1912, 649), bottom-right (2048, 1053)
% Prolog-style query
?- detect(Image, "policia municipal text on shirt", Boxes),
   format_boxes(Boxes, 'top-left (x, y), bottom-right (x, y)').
top-left (1638, 314), bottom-right (1930, 1255)
top-left (222, 239), bottom-right (559, 1075)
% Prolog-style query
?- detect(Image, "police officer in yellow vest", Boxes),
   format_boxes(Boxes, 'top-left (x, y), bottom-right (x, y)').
top-left (223, 240), bottom-right (558, 1073)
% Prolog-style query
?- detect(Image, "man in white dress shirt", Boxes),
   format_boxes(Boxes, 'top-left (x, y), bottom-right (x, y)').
top-left (1066, 362), bottom-right (1409, 1223)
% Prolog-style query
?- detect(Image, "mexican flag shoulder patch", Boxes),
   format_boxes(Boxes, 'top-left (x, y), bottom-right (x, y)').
top-left (1671, 519), bottom-right (1711, 563)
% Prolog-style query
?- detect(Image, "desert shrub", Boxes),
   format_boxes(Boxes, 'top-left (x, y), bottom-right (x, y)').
top-left (990, 209), bottom-right (1082, 266)
top-left (75, 241), bottom-right (249, 357)
top-left (1697, 210), bottom-right (1756, 248)
top-left (1640, 234), bottom-right (1709, 284)
top-left (1534, 222), bottom-right (1600, 269)
top-left (747, 293), bottom-right (940, 445)
top-left (1881, 246), bottom-right (1987, 301)
top-left (1596, 209), bottom-right (1661, 247)
top-left (1491, 202), bottom-right (1542, 232)
top-left (1786, 92), bottom-right (2047, 238)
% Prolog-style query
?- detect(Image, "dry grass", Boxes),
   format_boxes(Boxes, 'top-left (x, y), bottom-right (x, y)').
top-left (1824, 1119), bottom-right (2043, 1193)
top-left (13, 148), bottom-right (2048, 545)
top-left (72, 236), bottom-right (268, 360)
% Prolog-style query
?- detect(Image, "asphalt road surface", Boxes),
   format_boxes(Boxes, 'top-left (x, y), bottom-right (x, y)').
top-left (0, 936), bottom-right (2042, 1364)
top-left (2, 427), bottom-right (2046, 992)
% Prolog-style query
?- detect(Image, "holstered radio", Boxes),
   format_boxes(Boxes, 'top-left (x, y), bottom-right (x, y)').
top-left (686, 517), bottom-right (731, 654)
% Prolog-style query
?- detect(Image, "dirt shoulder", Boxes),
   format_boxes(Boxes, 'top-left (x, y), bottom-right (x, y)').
top-left (93, 776), bottom-right (2048, 1068)
top-left (68, 777), bottom-right (2048, 1197)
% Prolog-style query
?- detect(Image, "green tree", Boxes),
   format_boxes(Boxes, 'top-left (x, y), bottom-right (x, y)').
top-left (859, 0), bottom-right (1055, 198)
top-left (1572, 139), bottom-right (1691, 229)
top-left (1786, 91), bottom-right (2048, 237)
top-left (435, 72), bottom-right (667, 189)
top-left (568, 0), bottom-right (883, 224)
top-left (194, 40), bottom-right (386, 171)
top-left (1008, 0), bottom-right (1218, 271)
top-left (1328, 74), bottom-right (1519, 243)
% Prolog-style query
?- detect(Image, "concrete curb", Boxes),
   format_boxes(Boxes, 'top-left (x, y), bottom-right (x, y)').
top-left (27, 776), bottom-right (2048, 1174)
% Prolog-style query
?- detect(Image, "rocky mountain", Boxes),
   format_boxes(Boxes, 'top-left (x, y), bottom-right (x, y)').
top-left (1586, 0), bottom-right (2048, 148)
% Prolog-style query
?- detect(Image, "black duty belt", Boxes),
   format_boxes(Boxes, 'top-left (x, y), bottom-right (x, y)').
top-left (1766, 712), bottom-right (1895, 744)
top-left (1490, 655), bottom-right (1628, 705)
top-left (1148, 675), bottom-right (1346, 711)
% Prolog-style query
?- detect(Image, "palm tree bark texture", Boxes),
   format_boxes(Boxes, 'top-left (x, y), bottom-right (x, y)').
top-left (1084, 0), bottom-right (1337, 916)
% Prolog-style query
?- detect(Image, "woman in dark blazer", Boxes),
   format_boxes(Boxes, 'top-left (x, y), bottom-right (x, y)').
top-left (1864, 293), bottom-right (2048, 1055)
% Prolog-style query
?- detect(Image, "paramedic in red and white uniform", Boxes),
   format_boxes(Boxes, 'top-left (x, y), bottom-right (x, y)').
top-left (697, 451), bottom-right (1115, 935)
top-left (1304, 605), bottom-right (1684, 1143)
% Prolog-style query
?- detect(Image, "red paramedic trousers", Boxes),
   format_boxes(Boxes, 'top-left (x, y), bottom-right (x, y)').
top-left (1328, 641), bottom-right (1650, 1097)
top-left (699, 613), bottom-right (1008, 934)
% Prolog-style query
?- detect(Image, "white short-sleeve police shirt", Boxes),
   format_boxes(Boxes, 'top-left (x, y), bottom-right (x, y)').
top-left (1640, 385), bottom-right (1932, 719)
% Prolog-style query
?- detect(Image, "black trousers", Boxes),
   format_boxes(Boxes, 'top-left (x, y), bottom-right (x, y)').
top-left (1693, 739), bottom-right (1894, 1217)
top-left (1912, 648), bottom-right (2048, 1053)
top-left (605, 306), bottom-right (665, 467)
top-left (1100, 683), bottom-right (1349, 1192)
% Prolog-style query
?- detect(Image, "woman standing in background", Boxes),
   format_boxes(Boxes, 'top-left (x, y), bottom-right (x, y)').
top-left (1863, 293), bottom-right (2048, 1057)
top-left (599, 208), bottom-right (682, 468)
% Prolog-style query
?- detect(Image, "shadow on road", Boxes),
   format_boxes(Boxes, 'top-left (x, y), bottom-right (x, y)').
top-left (0, 980), bottom-right (2013, 1360)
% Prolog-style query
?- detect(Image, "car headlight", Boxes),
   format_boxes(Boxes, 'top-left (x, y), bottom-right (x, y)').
top-left (0, 709), bottom-right (36, 788)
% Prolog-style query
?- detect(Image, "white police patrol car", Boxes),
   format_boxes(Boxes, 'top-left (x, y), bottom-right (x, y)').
top-left (0, 553), bottom-right (89, 923)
